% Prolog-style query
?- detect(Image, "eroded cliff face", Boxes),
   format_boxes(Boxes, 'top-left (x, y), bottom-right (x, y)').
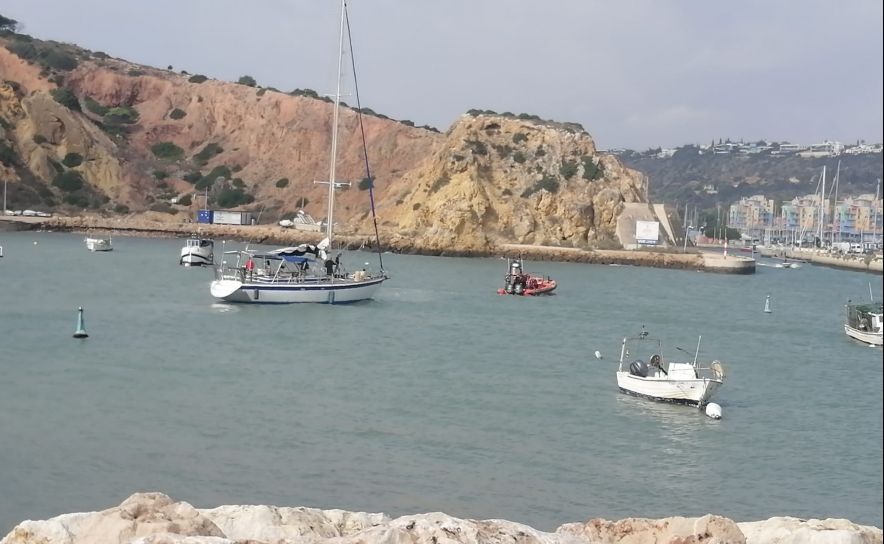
top-left (368, 114), bottom-right (646, 252)
top-left (2, 35), bottom-right (646, 251)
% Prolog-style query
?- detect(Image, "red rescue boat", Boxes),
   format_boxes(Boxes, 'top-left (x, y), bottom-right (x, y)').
top-left (497, 257), bottom-right (557, 296)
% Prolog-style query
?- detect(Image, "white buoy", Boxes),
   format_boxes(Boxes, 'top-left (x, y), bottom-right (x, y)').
top-left (594, 350), bottom-right (602, 360)
top-left (73, 307), bottom-right (88, 339)
top-left (764, 295), bottom-right (771, 313)
top-left (705, 403), bottom-right (722, 419)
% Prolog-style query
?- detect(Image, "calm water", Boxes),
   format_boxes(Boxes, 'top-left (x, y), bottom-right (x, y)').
top-left (0, 231), bottom-right (881, 534)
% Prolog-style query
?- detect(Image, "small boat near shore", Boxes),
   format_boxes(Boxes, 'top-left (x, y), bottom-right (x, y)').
top-left (180, 233), bottom-right (214, 267)
top-left (85, 236), bottom-right (113, 252)
top-left (614, 328), bottom-right (725, 408)
top-left (497, 257), bottom-right (556, 296)
top-left (844, 298), bottom-right (883, 347)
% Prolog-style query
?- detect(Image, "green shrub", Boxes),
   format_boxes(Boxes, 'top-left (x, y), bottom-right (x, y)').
top-left (535, 147), bottom-right (546, 157)
top-left (152, 169), bottom-right (168, 180)
top-left (50, 87), bottom-right (81, 111)
top-left (429, 172), bottom-right (450, 194)
top-left (42, 50), bottom-right (78, 71)
top-left (62, 152), bottom-right (83, 167)
top-left (0, 15), bottom-right (20, 31)
top-left (412, 203), bottom-right (421, 211)
top-left (513, 151), bottom-right (526, 164)
top-left (48, 74), bottom-right (65, 87)
top-left (295, 197), bottom-right (309, 207)
top-left (492, 144), bottom-right (512, 158)
top-left (275, 177), bottom-right (289, 188)
top-left (216, 187), bottom-right (254, 208)
top-left (290, 88), bottom-right (320, 98)
top-left (0, 141), bottom-right (18, 167)
top-left (4, 80), bottom-right (21, 92)
top-left (231, 178), bottom-right (245, 188)
top-left (502, 188), bottom-right (513, 196)
top-left (204, 165), bottom-right (232, 181)
top-left (193, 142), bottom-right (223, 165)
top-left (188, 74), bottom-right (208, 84)
top-left (358, 176), bottom-right (374, 191)
top-left (237, 75), bottom-right (257, 87)
top-left (63, 194), bottom-right (90, 208)
top-left (84, 96), bottom-right (109, 116)
top-left (521, 175), bottom-right (559, 198)
top-left (127, 69), bottom-right (145, 77)
top-left (33, 134), bottom-right (48, 145)
top-left (182, 171), bottom-right (202, 183)
top-left (177, 194), bottom-right (192, 206)
top-left (52, 170), bottom-right (84, 192)
top-left (580, 155), bottom-right (605, 181)
top-left (48, 159), bottom-right (64, 173)
top-left (400, 119), bottom-right (415, 127)
top-left (151, 141), bottom-right (184, 160)
top-left (104, 106), bottom-right (139, 124)
top-left (0, 116), bottom-right (13, 130)
top-left (114, 203), bottom-right (130, 214)
top-left (256, 88), bottom-right (267, 97)
top-left (5, 42), bottom-right (37, 61)
top-left (559, 160), bottom-right (578, 180)
top-left (465, 139), bottom-right (487, 155)
top-left (169, 108), bottom-right (186, 120)
top-left (512, 133), bottom-right (528, 144)
top-left (93, 51), bottom-right (110, 60)
top-left (150, 202), bottom-right (178, 214)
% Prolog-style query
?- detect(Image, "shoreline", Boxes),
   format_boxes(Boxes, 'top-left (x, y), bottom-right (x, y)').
top-left (2, 215), bottom-right (755, 274)
top-left (1, 492), bottom-right (880, 544)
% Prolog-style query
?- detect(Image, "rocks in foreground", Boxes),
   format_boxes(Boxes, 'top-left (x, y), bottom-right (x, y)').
top-left (2, 493), bottom-right (880, 544)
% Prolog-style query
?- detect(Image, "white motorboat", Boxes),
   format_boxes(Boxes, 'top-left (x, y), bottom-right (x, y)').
top-left (180, 234), bottom-right (214, 266)
top-left (844, 300), bottom-right (883, 347)
top-left (615, 329), bottom-right (725, 408)
top-left (209, 0), bottom-right (387, 305)
top-left (85, 236), bottom-right (113, 252)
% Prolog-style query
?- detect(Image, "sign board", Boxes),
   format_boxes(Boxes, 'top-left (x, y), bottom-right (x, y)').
top-left (636, 220), bottom-right (660, 245)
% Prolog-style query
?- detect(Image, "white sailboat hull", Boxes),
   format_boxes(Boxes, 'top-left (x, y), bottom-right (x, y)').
top-left (210, 276), bottom-right (386, 304)
top-left (616, 371), bottom-right (722, 407)
top-left (844, 325), bottom-right (883, 346)
top-left (85, 238), bottom-right (112, 252)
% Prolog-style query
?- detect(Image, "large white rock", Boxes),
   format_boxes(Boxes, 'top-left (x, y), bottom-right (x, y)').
top-left (2, 493), bottom-right (882, 544)
top-left (738, 517), bottom-right (883, 544)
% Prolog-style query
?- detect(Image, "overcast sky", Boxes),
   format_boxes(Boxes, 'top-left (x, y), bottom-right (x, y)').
top-left (4, 1), bottom-right (882, 150)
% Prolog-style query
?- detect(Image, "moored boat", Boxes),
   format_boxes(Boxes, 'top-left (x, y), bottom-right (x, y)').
top-left (85, 236), bottom-right (113, 252)
top-left (497, 257), bottom-right (556, 296)
top-left (614, 328), bottom-right (725, 408)
top-left (844, 300), bottom-right (883, 347)
top-left (180, 234), bottom-right (214, 266)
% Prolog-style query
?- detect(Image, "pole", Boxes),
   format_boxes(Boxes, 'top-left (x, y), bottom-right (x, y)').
top-left (324, 0), bottom-right (347, 248)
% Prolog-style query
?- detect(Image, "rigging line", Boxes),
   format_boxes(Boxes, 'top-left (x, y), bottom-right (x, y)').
top-left (344, 1), bottom-right (385, 273)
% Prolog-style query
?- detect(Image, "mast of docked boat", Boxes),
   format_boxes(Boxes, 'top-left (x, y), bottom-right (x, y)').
top-left (693, 335), bottom-right (701, 367)
top-left (324, 0), bottom-right (347, 257)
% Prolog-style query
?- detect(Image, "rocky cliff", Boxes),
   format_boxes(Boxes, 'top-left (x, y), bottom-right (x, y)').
top-left (1, 30), bottom-right (646, 251)
top-left (2, 492), bottom-right (880, 544)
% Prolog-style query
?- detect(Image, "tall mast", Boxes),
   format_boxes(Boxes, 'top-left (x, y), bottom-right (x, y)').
top-left (819, 165), bottom-right (826, 246)
top-left (325, 0), bottom-right (347, 246)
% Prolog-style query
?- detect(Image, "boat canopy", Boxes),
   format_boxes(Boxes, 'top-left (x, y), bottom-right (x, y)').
top-left (252, 253), bottom-right (313, 263)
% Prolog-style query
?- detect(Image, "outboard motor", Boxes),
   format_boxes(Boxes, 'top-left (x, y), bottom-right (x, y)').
top-left (514, 282), bottom-right (525, 295)
top-left (509, 260), bottom-right (522, 276)
top-left (629, 360), bottom-right (649, 377)
top-left (505, 281), bottom-right (515, 294)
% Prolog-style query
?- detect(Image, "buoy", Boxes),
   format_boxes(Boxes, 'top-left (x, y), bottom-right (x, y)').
top-left (73, 307), bottom-right (88, 339)
top-left (594, 350), bottom-right (602, 360)
top-left (764, 295), bottom-right (771, 313)
top-left (705, 403), bottom-right (722, 419)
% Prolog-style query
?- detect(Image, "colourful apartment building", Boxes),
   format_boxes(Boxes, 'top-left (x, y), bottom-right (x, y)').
top-left (833, 194), bottom-right (884, 239)
top-left (728, 195), bottom-right (777, 230)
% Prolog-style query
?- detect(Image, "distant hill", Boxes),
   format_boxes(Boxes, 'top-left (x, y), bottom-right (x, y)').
top-left (618, 147), bottom-right (883, 210)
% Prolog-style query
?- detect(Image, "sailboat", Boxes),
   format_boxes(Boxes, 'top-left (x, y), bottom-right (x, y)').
top-left (209, 0), bottom-right (387, 304)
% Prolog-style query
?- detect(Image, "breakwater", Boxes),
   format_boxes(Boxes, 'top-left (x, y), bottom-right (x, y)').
top-left (3, 215), bottom-right (754, 274)
top-left (759, 247), bottom-right (883, 275)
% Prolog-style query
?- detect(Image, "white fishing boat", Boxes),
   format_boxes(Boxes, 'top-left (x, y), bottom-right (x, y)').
top-left (844, 299), bottom-right (883, 347)
top-left (85, 236), bottom-right (113, 252)
top-left (180, 233), bottom-right (214, 266)
top-left (210, 0), bottom-right (387, 304)
top-left (615, 329), bottom-right (725, 408)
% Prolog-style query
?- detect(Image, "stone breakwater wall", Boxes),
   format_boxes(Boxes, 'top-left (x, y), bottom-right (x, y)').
top-left (758, 248), bottom-right (883, 275)
top-left (17, 216), bottom-right (754, 273)
top-left (1, 492), bottom-right (880, 544)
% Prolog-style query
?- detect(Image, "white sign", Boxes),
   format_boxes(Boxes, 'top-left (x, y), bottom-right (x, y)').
top-left (636, 220), bottom-right (660, 245)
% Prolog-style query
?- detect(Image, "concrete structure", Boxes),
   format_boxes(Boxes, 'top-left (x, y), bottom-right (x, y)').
top-left (616, 203), bottom-right (688, 250)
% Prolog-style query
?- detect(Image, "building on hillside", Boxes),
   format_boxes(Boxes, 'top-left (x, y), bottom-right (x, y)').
top-left (728, 195), bottom-right (776, 234)
top-left (781, 194), bottom-right (822, 235)
top-left (833, 194), bottom-right (884, 241)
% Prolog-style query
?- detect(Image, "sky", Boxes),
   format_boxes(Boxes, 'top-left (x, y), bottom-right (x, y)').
top-left (3, 0), bottom-right (882, 150)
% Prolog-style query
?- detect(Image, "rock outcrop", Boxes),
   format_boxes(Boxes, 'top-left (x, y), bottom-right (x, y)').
top-left (3, 493), bottom-right (881, 544)
top-left (373, 114), bottom-right (646, 253)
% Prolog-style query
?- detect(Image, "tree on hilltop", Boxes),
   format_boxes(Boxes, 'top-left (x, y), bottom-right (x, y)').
top-left (237, 75), bottom-right (257, 87)
top-left (0, 14), bottom-right (19, 31)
